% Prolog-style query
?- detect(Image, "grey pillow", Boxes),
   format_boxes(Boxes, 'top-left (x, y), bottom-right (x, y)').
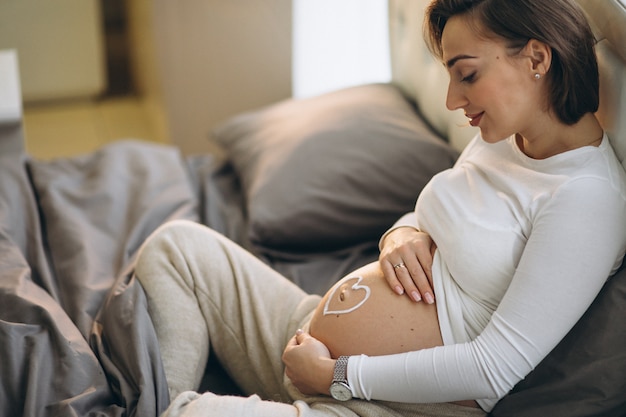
top-left (213, 83), bottom-right (459, 252)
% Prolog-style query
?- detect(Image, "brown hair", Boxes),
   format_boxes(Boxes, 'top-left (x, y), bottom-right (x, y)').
top-left (424, 0), bottom-right (599, 125)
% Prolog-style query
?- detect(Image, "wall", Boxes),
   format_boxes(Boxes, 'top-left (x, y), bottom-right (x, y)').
top-left (127, 0), bottom-right (293, 155)
top-left (0, 0), bottom-right (105, 103)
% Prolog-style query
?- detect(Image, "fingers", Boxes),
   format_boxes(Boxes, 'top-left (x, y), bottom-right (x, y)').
top-left (394, 258), bottom-right (435, 304)
top-left (292, 329), bottom-right (316, 348)
top-left (381, 261), bottom-right (405, 296)
top-left (294, 328), bottom-right (305, 344)
top-left (283, 329), bottom-right (332, 393)
top-left (394, 260), bottom-right (422, 302)
top-left (381, 253), bottom-right (435, 304)
top-left (379, 228), bottom-right (436, 304)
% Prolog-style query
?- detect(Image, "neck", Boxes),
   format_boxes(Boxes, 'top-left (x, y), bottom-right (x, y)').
top-left (517, 113), bottom-right (603, 159)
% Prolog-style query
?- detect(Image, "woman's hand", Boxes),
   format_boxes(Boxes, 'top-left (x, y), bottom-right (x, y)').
top-left (379, 227), bottom-right (436, 304)
top-left (282, 329), bottom-right (335, 396)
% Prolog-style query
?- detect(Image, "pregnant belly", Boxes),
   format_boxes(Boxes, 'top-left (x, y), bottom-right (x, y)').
top-left (309, 261), bottom-right (443, 358)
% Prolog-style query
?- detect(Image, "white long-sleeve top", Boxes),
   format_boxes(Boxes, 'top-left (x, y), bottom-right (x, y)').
top-left (350, 133), bottom-right (626, 411)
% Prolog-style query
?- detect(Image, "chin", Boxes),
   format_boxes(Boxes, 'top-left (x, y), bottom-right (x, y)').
top-left (479, 131), bottom-right (507, 144)
top-left (478, 126), bottom-right (511, 144)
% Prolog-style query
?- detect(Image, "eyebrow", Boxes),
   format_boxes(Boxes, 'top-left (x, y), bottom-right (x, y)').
top-left (445, 54), bottom-right (477, 69)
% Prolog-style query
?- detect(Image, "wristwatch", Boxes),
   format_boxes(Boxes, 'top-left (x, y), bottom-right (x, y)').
top-left (329, 356), bottom-right (352, 401)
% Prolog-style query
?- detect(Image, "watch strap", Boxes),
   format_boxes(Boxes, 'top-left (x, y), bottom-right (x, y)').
top-left (333, 355), bottom-right (349, 383)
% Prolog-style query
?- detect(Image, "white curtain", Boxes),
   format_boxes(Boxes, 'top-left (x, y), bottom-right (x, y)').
top-left (292, 0), bottom-right (390, 98)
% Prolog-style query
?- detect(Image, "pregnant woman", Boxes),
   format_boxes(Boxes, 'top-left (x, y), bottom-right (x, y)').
top-left (134, 0), bottom-right (626, 416)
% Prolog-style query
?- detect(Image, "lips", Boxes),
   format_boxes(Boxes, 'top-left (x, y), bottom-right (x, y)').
top-left (465, 112), bottom-right (484, 127)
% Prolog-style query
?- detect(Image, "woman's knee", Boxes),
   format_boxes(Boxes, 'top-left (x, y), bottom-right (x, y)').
top-left (135, 220), bottom-right (204, 280)
top-left (148, 219), bottom-right (205, 246)
top-left (139, 220), bottom-right (217, 259)
top-left (135, 219), bottom-right (241, 296)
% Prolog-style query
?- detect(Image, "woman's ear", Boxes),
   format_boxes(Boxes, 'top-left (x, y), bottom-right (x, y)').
top-left (523, 39), bottom-right (552, 77)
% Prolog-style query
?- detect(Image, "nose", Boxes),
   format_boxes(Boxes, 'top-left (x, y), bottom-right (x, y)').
top-left (446, 81), bottom-right (468, 111)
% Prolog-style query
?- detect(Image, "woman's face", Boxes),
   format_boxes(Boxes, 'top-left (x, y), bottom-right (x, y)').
top-left (441, 15), bottom-right (544, 143)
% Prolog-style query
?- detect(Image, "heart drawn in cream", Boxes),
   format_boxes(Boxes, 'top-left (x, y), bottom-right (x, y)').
top-left (323, 275), bottom-right (371, 316)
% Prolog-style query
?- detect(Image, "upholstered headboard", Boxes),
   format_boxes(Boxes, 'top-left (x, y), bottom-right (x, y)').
top-left (388, 0), bottom-right (626, 171)
top-left (580, 0), bottom-right (626, 168)
top-left (388, 0), bottom-right (477, 152)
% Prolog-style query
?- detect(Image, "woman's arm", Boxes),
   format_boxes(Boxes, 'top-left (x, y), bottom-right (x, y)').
top-left (350, 178), bottom-right (626, 410)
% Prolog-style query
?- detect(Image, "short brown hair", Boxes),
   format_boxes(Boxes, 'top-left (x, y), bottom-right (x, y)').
top-left (424, 0), bottom-right (599, 125)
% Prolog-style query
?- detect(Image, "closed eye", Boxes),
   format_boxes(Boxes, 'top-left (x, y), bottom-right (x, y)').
top-left (461, 72), bottom-right (477, 83)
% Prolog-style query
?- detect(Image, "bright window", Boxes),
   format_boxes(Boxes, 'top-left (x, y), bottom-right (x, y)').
top-left (292, 0), bottom-right (391, 98)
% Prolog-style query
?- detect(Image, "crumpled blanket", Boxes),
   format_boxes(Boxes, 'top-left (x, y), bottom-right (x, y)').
top-left (0, 136), bottom-right (375, 417)
top-left (0, 138), bottom-right (246, 417)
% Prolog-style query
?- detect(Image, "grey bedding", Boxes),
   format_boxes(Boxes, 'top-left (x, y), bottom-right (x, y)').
top-left (1, 137), bottom-right (197, 416)
top-left (0, 133), bottom-right (374, 416)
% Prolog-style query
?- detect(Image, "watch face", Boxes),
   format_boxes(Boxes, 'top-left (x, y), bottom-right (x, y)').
top-left (330, 382), bottom-right (352, 401)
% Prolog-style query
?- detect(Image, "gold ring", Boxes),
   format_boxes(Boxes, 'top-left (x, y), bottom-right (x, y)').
top-left (393, 262), bottom-right (406, 269)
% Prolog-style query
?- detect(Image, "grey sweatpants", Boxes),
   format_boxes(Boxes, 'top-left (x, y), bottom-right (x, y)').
top-left (134, 220), bottom-right (487, 417)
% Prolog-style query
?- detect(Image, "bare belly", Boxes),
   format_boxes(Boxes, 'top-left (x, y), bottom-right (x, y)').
top-left (309, 261), bottom-right (443, 358)
top-left (309, 261), bottom-right (480, 408)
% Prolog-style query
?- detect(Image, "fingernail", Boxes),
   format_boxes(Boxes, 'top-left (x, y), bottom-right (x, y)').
top-left (424, 293), bottom-right (435, 304)
top-left (394, 285), bottom-right (404, 295)
top-left (411, 291), bottom-right (422, 302)
top-left (295, 328), bottom-right (303, 335)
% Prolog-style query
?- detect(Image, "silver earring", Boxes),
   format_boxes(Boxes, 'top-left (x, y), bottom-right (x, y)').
top-left (534, 73), bottom-right (541, 80)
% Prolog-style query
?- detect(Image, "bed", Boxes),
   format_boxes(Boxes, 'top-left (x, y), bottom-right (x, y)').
top-left (1, 0), bottom-right (626, 416)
